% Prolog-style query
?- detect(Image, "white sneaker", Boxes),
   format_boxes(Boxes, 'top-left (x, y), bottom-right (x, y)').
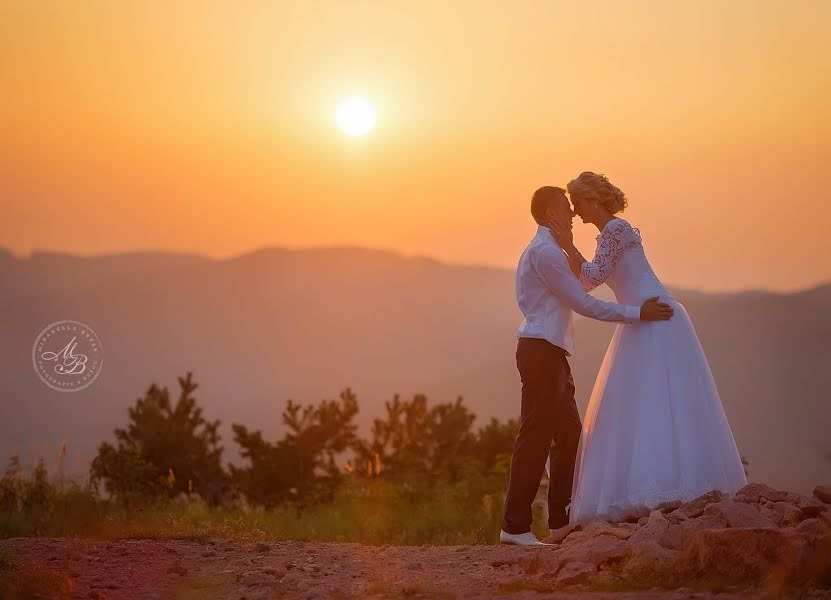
top-left (499, 529), bottom-right (550, 546)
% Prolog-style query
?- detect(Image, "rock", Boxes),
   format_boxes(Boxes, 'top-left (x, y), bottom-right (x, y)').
top-left (555, 561), bottom-right (596, 585)
top-left (796, 517), bottom-right (831, 540)
top-left (703, 499), bottom-right (777, 528)
top-left (255, 542), bottom-right (270, 553)
top-left (655, 499), bottom-right (684, 513)
top-left (658, 514), bottom-right (727, 551)
top-left (796, 519), bottom-right (831, 584)
top-left (759, 504), bottom-right (785, 527)
top-left (590, 570), bottom-right (621, 587)
top-left (562, 530), bottom-right (588, 544)
top-left (561, 533), bottom-right (631, 569)
top-left (628, 510), bottom-right (670, 550)
top-left (579, 521), bottom-right (633, 540)
top-left (542, 522), bottom-right (581, 544)
top-left (622, 541), bottom-right (679, 579)
top-left (672, 490), bottom-right (725, 521)
top-left (735, 483), bottom-right (789, 503)
top-left (786, 492), bottom-right (828, 518)
top-left (814, 485), bottom-right (831, 504)
top-left (517, 550), bottom-right (561, 576)
top-left (762, 500), bottom-right (803, 527)
top-left (679, 526), bottom-right (821, 586)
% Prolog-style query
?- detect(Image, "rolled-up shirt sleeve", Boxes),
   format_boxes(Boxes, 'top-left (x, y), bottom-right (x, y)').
top-left (532, 244), bottom-right (641, 323)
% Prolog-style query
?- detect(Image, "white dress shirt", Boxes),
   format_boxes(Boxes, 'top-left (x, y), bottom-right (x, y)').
top-left (516, 225), bottom-right (641, 355)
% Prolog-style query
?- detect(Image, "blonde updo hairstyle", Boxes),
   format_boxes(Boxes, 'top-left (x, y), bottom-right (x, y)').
top-left (567, 172), bottom-right (628, 214)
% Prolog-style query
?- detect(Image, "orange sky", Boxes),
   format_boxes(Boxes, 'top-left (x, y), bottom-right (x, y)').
top-left (1, 1), bottom-right (829, 292)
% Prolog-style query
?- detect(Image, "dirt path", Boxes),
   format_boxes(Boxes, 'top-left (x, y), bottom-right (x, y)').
top-left (0, 537), bottom-right (766, 600)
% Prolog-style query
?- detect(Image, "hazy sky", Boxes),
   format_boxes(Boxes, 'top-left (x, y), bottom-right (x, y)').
top-left (2, 1), bottom-right (829, 291)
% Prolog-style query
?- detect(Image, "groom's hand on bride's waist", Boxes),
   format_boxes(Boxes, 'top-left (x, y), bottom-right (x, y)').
top-left (640, 296), bottom-right (674, 321)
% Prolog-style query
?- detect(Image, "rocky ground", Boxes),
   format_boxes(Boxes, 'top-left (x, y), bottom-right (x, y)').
top-left (1, 483), bottom-right (830, 600)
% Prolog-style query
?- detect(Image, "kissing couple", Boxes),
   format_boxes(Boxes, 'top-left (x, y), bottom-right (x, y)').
top-left (499, 172), bottom-right (747, 545)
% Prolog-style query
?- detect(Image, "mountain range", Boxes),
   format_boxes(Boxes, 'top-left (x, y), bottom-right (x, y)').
top-left (1, 246), bottom-right (828, 493)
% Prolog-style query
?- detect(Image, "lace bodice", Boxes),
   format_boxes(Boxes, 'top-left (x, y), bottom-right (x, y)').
top-left (579, 218), bottom-right (669, 304)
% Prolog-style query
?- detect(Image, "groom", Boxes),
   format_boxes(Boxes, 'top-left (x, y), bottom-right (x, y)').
top-left (499, 186), bottom-right (674, 546)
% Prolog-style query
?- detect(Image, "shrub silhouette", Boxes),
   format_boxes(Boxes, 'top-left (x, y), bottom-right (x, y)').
top-left (84, 373), bottom-right (520, 513)
top-left (90, 372), bottom-right (226, 505)
top-left (231, 388), bottom-right (359, 508)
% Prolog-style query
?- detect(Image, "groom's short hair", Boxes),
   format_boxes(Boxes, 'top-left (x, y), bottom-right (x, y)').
top-left (531, 186), bottom-right (566, 225)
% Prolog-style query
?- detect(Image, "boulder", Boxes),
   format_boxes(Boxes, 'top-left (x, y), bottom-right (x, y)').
top-left (554, 561), bottom-right (596, 585)
top-left (796, 517), bottom-right (831, 540)
top-left (760, 502), bottom-right (806, 527)
top-left (671, 490), bottom-right (725, 521)
top-left (795, 519), bottom-right (831, 585)
top-left (785, 492), bottom-right (828, 518)
top-left (561, 530), bottom-right (588, 545)
top-left (735, 483), bottom-right (789, 503)
top-left (654, 499), bottom-right (683, 513)
top-left (560, 534), bottom-right (631, 570)
top-left (703, 499), bottom-right (777, 528)
top-left (589, 570), bottom-right (622, 587)
top-left (542, 522), bottom-right (581, 544)
top-left (658, 514), bottom-right (727, 551)
top-left (679, 526), bottom-right (827, 586)
top-left (814, 485), bottom-right (831, 504)
top-left (516, 548), bottom-right (563, 576)
top-left (761, 500), bottom-right (804, 527)
top-left (622, 540), bottom-right (679, 579)
top-left (628, 510), bottom-right (671, 550)
top-left (579, 521), bottom-right (634, 540)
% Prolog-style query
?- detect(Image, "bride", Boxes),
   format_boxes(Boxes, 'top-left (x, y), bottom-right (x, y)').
top-left (548, 171), bottom-right (747, 525)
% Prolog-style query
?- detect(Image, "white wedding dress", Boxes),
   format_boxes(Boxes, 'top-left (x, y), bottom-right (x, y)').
top-left (565, 217), bottom-right (747, 524)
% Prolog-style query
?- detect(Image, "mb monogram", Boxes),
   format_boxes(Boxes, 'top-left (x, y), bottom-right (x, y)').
top-left (32, 320), bottom-right (103, 392)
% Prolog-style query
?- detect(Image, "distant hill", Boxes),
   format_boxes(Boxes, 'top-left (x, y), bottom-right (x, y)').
top-left (0, 246), bottom-right (828, 492)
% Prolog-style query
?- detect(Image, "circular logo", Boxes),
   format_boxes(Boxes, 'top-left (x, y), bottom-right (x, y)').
top-left (32, 320), bottom-right (103, 392)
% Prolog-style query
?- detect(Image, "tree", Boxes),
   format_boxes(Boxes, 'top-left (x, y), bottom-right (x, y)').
top-left (90, 372), bottom-right (226, 504)
top-left (472, 416), bottom-right (519, 471)
top-left (231, 388), bottom-right (359, 508)
top-left (354, 393), bottom-right (478, 481)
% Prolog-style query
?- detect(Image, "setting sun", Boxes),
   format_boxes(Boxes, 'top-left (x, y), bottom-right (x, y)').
top-left (335, 96), bottom-right (376, 137)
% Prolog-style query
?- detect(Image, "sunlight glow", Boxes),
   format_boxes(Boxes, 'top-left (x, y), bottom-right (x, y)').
top-left (335, 96), bottom-right (377, 136)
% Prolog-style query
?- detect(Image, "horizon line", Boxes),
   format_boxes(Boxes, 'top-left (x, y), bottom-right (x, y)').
top-left (1, 243), bottom-right (828, 297)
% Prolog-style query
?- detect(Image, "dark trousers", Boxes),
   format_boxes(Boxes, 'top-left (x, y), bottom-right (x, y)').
top-left (501, 337), bottom-right (582, 533)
